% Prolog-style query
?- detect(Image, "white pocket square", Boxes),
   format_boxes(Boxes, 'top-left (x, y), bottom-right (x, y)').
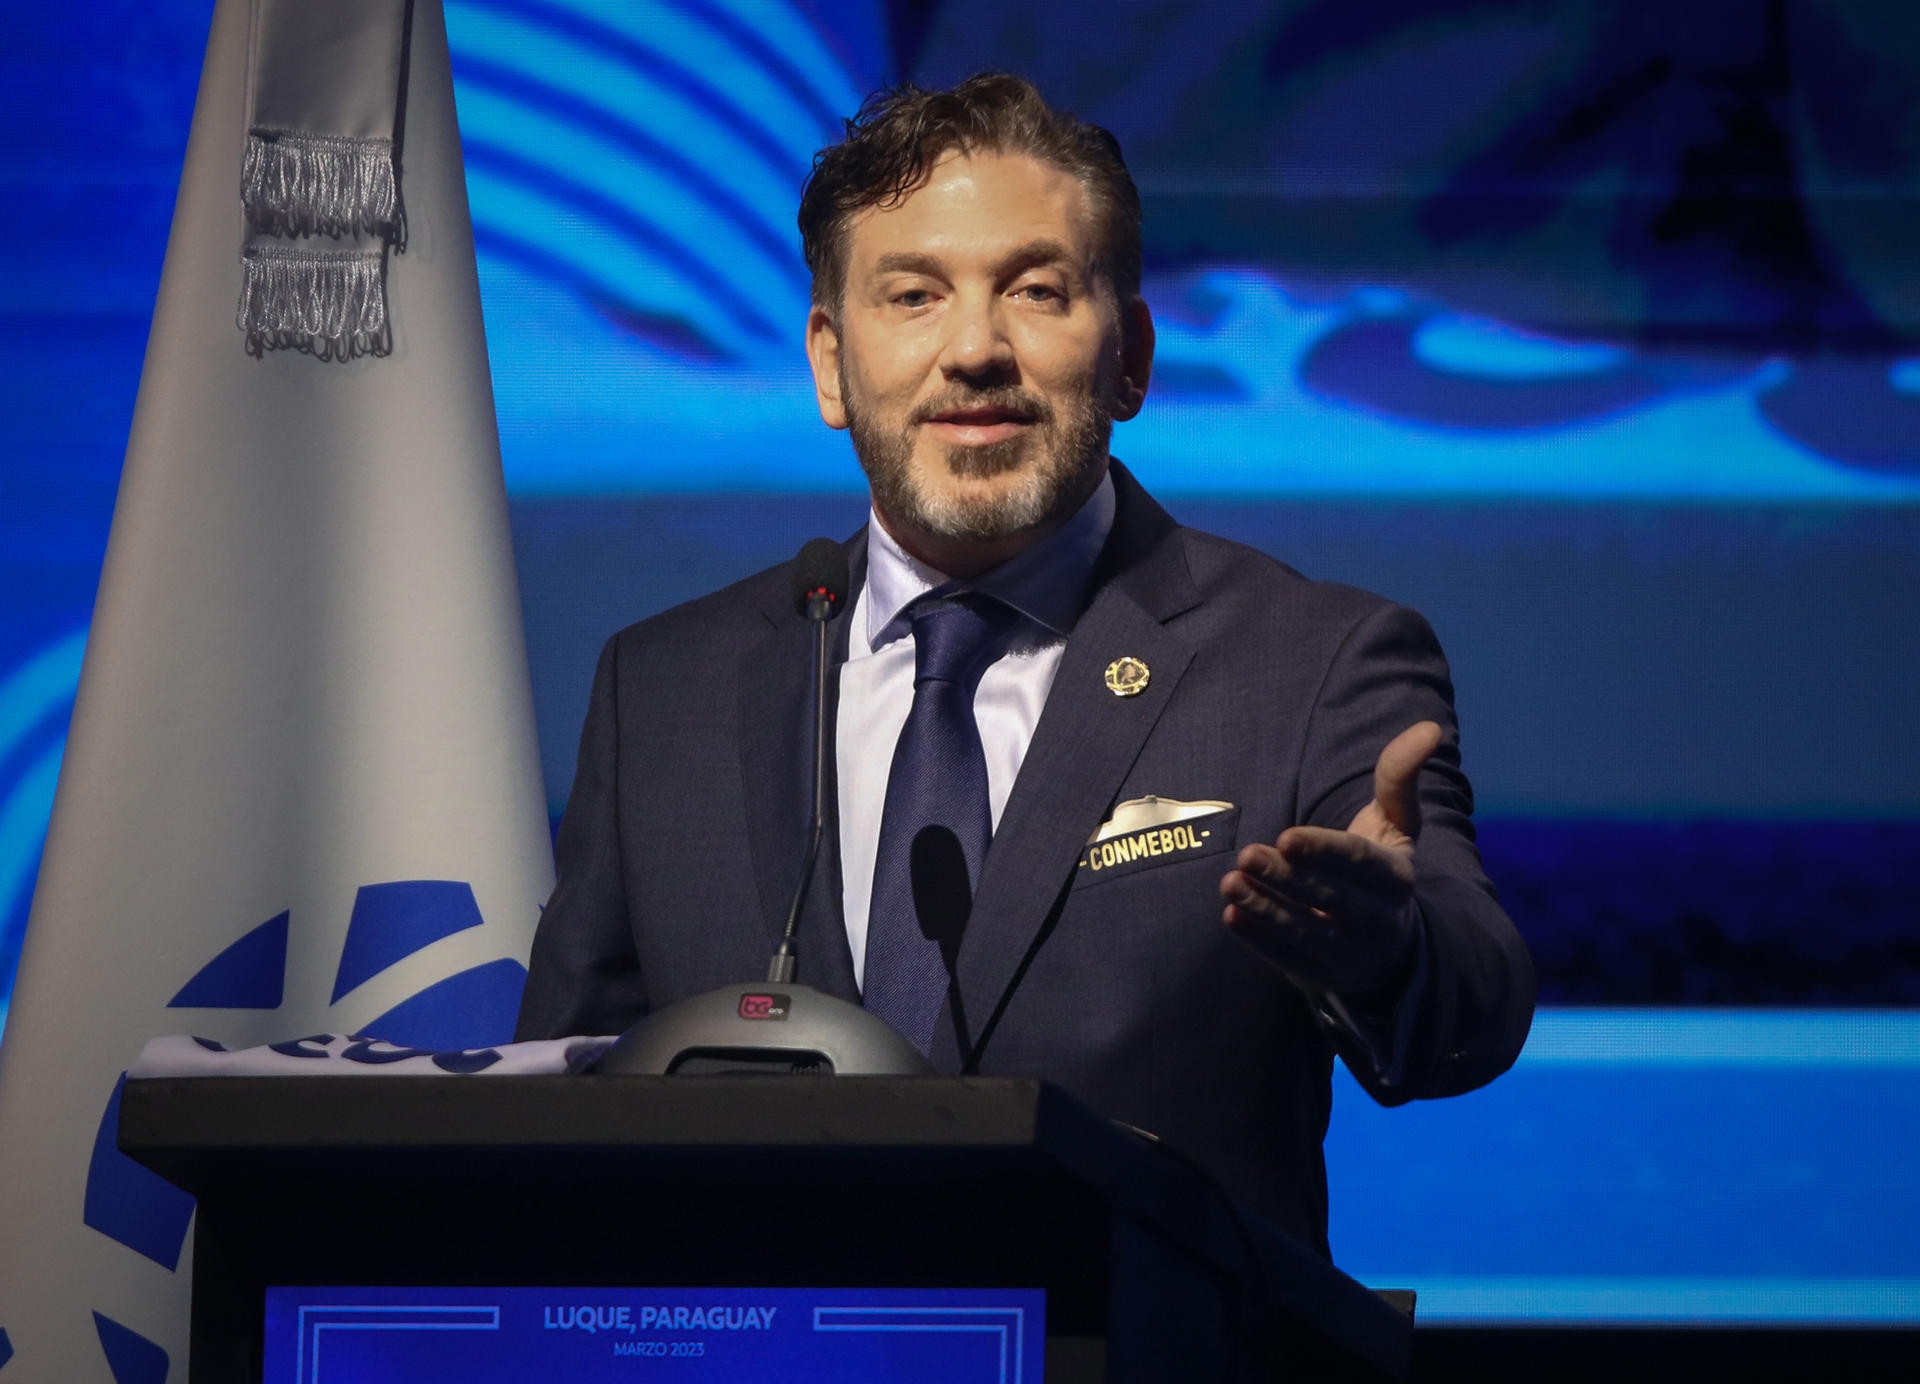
top-left (1088, 795), bottom-right (1235, 844)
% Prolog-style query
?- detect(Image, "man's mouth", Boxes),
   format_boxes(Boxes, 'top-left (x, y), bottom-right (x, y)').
top-left (921, 406), bottom-right (1037, 446)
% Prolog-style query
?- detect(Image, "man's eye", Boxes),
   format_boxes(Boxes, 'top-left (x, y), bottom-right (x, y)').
top-left (1016, 283), bottom-right (1063, 304)
top-left (894, 289), bottom-right (933, 308)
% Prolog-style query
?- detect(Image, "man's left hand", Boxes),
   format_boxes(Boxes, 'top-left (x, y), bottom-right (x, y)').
top-left (1219, 720), bottom-right (1440, 1000)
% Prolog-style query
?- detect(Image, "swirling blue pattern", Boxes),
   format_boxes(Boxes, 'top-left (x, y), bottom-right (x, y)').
top-left (0, 631), bottom-right (86, 1021)
top-left (447, 0), bottom-right (863, 361)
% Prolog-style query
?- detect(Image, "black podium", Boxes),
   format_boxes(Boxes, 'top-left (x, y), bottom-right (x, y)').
top-left (119, 1075), bottom-right (1411, 1382)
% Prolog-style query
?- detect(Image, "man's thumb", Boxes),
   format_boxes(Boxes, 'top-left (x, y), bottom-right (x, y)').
top-left (1374, 721), bottom-right (1443, 840)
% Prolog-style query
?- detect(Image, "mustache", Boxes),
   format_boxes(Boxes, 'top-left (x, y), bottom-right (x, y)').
top-left (909, 388), bottom-right (1051, 426)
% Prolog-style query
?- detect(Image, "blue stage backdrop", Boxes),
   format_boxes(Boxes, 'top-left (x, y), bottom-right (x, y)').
top-left (3, 0), bottom-right (1917, 1329)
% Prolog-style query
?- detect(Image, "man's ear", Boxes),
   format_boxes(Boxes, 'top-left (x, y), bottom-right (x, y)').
top-left (806, 305), bottom-right (849, 431)
top-left (1112, 295), bottom-right (1154, 423)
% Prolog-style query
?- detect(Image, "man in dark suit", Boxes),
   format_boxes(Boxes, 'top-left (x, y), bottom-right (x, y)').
top-left (516, 73), bottom-right (1533, 1255)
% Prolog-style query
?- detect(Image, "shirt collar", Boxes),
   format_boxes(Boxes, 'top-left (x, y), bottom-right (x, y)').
top-left (864, 468), bottom-right (1117, 650)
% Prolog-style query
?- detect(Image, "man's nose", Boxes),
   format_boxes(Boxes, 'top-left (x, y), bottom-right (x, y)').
top-left (938, 291), bottom-right (1016, 381)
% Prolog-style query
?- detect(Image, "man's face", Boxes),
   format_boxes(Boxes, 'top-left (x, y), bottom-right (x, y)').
top-left (806, 151), bottom-right (1152, 573)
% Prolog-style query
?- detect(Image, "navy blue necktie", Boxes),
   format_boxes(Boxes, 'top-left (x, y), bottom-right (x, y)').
top-left (863, 593), bottom-right (1018, 1055)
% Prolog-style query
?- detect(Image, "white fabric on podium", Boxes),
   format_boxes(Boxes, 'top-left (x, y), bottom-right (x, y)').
top-left (131, 1032), bottom-right (614, 1079)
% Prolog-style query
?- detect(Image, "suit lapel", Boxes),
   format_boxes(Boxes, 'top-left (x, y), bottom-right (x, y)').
top-left (736, 532), bottom-right (867, 1004)
top-left (947, 466), bottom-right (1201, 1066)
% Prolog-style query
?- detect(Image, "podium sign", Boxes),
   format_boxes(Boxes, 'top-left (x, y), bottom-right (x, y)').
top-left (264, 1285), bottom-right (1045, 1382)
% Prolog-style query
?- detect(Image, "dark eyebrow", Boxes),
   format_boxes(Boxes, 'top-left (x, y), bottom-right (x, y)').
top-left (869, 239), bottom-right (1082, 280)
top-left (871, 251), bottom-right (948, 278)
top-left (994, 238), bottom-right (1078, 275)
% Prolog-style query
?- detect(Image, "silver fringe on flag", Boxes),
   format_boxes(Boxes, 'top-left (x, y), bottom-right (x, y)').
top-left (242, 128), bottom-right (398, 240)
top-left (238, 243), bottom-right (388, 361)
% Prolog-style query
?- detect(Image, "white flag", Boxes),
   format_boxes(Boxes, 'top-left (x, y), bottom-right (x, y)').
top-left (0, 0), bottom-right (553, 1377)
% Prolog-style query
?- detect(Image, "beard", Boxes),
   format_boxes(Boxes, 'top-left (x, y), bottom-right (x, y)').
top-left (843, 361), bottom-right (1116, 546)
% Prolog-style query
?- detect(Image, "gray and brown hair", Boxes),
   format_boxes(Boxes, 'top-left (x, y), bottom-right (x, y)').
top-left (798, 73), bottom-right (1143, 316)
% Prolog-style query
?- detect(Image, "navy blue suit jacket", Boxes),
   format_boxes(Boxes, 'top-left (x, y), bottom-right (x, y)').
top-left (517, 464), bottom-right (1535, 1254)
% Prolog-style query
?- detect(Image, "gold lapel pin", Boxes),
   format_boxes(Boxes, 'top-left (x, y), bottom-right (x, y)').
top-left (1104, 656), bottom-right (1150, 697)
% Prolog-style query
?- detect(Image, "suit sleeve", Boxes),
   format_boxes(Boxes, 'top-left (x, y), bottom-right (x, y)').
top-left (1295, 600), bottom-right (1535, 1105)
top-left (514, 633), bottom-right (652, 1040)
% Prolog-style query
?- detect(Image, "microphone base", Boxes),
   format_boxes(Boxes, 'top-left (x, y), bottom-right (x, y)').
top-left (592, 983), bottom-right (934, 1076)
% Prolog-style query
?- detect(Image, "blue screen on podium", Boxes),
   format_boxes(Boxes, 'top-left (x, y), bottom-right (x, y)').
top-left (264, 1285), bottom-right (1046, 1383)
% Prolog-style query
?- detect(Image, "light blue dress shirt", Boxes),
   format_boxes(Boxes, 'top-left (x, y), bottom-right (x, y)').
top-left (836, 472), bottom-right (1116, 989)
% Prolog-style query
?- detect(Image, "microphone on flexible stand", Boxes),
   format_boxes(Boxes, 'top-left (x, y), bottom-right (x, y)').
top-left (593, 538), bottom-right (933, 1077)
top-left (767, 538), bottom-right (848, 986)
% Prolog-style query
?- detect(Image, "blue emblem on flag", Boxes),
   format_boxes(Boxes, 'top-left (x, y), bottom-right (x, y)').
top-left (72, 880), bottom-right (528, 1379)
